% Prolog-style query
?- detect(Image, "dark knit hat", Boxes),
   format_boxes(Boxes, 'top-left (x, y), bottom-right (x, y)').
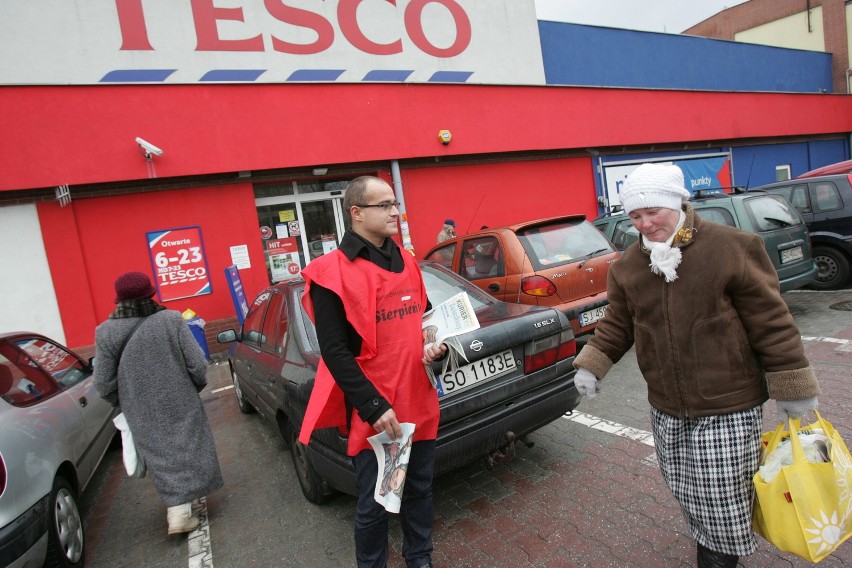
top-left (444, 219), bottom-right (456, 227)
top-left (114, 271), bottom-right (157, 303)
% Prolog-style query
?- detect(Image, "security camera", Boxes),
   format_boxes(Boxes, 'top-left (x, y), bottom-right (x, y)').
top-left (135, 137), bottom-right (163, 157)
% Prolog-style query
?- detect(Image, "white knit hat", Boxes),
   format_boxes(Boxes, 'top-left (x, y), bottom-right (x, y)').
top-left (619, 163), bottom-right (691, 215)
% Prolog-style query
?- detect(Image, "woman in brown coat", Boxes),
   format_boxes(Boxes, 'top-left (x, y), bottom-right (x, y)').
top-left (573, 163), bottom-right (819, 568)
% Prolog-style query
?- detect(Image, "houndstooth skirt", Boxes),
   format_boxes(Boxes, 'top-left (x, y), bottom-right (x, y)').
top-left (651, 405), bottom-right (763, 556)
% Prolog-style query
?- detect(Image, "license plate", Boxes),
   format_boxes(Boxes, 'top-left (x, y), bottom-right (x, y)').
top-left (780, 246), bottom-right (804, 264)
top-left (579, 305), bottom-right (608, 327)
top-left (436, 349), bottom-right (516, 398)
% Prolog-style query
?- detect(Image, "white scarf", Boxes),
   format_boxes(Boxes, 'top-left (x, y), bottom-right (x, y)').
top-left (642, 210), bottom-right (686, 283)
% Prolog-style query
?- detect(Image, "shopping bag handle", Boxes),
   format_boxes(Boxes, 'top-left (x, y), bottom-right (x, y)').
top-left (765, 410), bottom-right (829, 464)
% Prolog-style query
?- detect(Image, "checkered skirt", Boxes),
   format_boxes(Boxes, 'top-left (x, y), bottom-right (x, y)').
top-left (651, 406), bottom-right (763, 556)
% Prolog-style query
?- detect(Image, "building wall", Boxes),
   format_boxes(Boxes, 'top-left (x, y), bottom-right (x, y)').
top-left (1, 84), bottom-right (848, 193)
top-left (402, 157), bottom-right (598, 254)
top-left (35, 183), bottom-right (268, 349)
top-left (684, 0), bottom-right (849, 93)
top-left (686, 0), bottom-right (828, 38)
top-left (539, 21), bottom-right (832, 92)
top-left (0, 204), bottom-right (65, 342)
top-left (730, 138), bottom-right (850, 187)
top-left (736, 8), bottom-right (825, 52)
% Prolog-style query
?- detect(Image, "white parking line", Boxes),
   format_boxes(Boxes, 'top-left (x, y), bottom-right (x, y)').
top-left (801, 335), bottom-right (851, 345)
top-left (564, 411), bottom-right (655, 446)
top-left (189, 497), bottom-right (214, 568)
top-left (563, 411), bottom-right (659, 466)
top-left (210, 385), bottom-right (234, 394)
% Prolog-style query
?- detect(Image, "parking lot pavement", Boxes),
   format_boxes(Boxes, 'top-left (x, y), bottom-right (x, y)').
top-left (80, 289), bottom-right (852, 568)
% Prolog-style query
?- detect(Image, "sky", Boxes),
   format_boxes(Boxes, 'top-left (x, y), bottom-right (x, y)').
top-left (533, 0), bottom-right (750, 34)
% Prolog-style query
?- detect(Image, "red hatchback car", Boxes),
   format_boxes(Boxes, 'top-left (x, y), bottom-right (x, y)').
top-left (424, 215), bottom-right (619, 344)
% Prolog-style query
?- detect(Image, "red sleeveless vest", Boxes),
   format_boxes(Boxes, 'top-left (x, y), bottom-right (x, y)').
top-left (299, 248), bottom-right (440, 455)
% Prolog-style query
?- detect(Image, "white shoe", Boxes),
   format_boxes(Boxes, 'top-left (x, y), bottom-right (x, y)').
top-left (167, 503), bottom-right (199, 535)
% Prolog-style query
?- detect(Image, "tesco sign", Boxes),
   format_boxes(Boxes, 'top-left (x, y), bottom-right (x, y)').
top-left (0, 0), bottom-right (545, 85)
top-left (116, 0), bottom-right (472, 57)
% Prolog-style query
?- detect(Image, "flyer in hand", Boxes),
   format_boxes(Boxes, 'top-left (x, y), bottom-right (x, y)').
top-left (367, 422), bottom-right (416, 513)
top-left (422, 291), bottom-right (481, 388)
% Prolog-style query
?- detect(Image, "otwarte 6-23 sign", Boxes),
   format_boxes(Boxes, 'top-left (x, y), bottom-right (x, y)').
top-left (147, 226), bottom-right (212, 301)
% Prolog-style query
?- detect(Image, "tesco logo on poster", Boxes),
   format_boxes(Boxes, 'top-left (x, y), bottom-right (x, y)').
top-left (147, 226), bottom-right (212, 301)
top-left (115, 0), bottom-right (472, 58)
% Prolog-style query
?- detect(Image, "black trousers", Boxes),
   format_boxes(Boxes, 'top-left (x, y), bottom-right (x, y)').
top-left (353, 440), bottom-right (436, 568)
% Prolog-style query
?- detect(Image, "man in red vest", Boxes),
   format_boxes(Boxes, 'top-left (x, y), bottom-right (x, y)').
top-left (300, 176), bottom-right (447, 568)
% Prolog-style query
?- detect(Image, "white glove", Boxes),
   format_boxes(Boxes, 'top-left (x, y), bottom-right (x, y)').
top-left (776, 396), bottom-right (818, 422)
top-left (575, 368), bottom-right (600, 400)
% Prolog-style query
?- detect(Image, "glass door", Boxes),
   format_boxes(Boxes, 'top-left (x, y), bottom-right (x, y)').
top-left (300, 199), bottom-right (347, 264)
top-left (254, 179), bottom-right (351, 284)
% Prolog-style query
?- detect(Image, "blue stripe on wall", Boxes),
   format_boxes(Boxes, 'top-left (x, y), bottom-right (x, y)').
top-left (100, 69), bottom-right (176, 82)
top-left (538, 21), bottom-right (832, 93)
top-left (362, 70), bottom-right (414, 82)
top-left (200, 70), bottom-right (266, 82)
top-left (287, 69), bottom-right (345, 81)
top-left (428, 71), bottom-right (473, 83)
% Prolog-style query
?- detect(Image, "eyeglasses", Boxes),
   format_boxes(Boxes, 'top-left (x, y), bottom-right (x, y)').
top-left (355, 201), bottom-right (400, 211)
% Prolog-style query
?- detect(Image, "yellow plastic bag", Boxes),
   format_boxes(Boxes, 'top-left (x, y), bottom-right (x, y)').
top-left (753, 411), bottom-right (852, 562)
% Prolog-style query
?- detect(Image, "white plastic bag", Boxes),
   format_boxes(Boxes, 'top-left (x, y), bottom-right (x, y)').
top-left (758, 429), bottom-right (830, 483)
top-left (113, 412), bottom-right (146, 478)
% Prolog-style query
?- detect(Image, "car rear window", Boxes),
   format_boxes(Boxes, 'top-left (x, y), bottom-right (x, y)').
top-left (693, 205), bottom-right (735, 226)
top-left (744, 195), bottom-right (804, 232)
top-left (518, 220), bottom-right (615, 269)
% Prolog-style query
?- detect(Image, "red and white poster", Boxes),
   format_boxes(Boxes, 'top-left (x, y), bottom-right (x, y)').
top-left (147, 226), bottom-right (211, 301)
top-left (267, 237), bottom-right (302, 282)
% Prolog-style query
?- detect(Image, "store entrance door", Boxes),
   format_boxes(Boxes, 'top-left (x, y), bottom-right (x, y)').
top-left (301, 198), bottom-right (350, 264)
top-left (254, 180), bottom-right (351, 284)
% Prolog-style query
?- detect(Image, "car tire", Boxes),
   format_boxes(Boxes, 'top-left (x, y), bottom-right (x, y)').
top-left (810, 245), bottom-right (851, 291)
top-left (286, 425), bottom-right (330, 504)
top-left (45, 476), bottom-right (85, 568)
top-left (231, 367), bottom-right (255, 414)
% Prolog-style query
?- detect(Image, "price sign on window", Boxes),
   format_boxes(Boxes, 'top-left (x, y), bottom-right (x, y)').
top-left (147, 226), bottom-right (212, 301)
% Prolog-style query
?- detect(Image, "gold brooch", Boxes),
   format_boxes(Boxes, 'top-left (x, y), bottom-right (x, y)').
top-left (675, 226), bottom-right (693, 244)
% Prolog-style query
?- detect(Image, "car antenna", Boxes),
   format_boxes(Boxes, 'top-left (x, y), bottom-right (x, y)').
top-left (466, 194), bottom-right (487, 234)
top-left (742, 154), bottom-right (755, 190)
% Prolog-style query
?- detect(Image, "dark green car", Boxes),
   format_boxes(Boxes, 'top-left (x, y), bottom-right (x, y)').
top-left (592, 191), bottom-right (818, 293)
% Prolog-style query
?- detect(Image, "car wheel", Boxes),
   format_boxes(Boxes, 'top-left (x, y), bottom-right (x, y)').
top-left (286, 425), bottom-right (330, 504)
top-left (231, 367), bottom-right (255, 414)
top-left (45, 476), bottom-right (84, 568)
top-left (810, 246), bottom-right (851, 291)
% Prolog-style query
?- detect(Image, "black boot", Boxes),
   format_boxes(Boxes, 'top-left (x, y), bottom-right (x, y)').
top-left (697, 543), bottom-right (738, 568)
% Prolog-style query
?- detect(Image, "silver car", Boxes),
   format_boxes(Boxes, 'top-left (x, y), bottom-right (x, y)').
top-left (0, 332), bottom-right (116, 568)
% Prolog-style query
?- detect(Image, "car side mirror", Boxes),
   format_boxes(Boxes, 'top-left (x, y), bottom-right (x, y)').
top-left (217, 329), bottom-right (239, 344)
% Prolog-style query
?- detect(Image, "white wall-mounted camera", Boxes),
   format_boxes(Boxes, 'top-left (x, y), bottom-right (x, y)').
top-left (135, 137), bottom-right (164, 158)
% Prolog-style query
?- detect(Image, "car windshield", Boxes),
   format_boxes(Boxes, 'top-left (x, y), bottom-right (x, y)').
top-left (745, 195), bottom-right (803, 232)
top-left (519, 220), bottom-right (615, 269)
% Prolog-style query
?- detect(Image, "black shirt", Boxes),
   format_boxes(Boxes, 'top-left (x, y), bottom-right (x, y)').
top-left (310, 229), bottom-right (431, 426)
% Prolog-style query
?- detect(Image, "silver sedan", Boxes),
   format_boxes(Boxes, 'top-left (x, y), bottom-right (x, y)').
top-left (0, 332), bottom-right (116, 568)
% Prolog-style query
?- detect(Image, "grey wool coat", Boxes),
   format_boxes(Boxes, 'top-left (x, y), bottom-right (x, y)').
top-left (93, 310), bottom-right (223, 506)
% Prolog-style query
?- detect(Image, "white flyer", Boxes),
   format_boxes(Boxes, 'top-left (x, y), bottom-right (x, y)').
top-left (422, 291), bottom-right (481, 387)
top-left (367, 422), bottom-right (416, 514)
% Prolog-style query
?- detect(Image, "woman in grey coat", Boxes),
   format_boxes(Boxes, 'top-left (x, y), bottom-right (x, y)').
top-left (94, 271), bottom-right (223, 535)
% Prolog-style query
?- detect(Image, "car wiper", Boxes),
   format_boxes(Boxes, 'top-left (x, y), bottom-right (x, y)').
top-left (763, 217), bottom-right (793, 227)
top-left (578, 248), bottom-right (608, 268)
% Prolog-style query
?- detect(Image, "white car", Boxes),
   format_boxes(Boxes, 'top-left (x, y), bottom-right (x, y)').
top-left (0, 332), bottom-right (116, 568)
